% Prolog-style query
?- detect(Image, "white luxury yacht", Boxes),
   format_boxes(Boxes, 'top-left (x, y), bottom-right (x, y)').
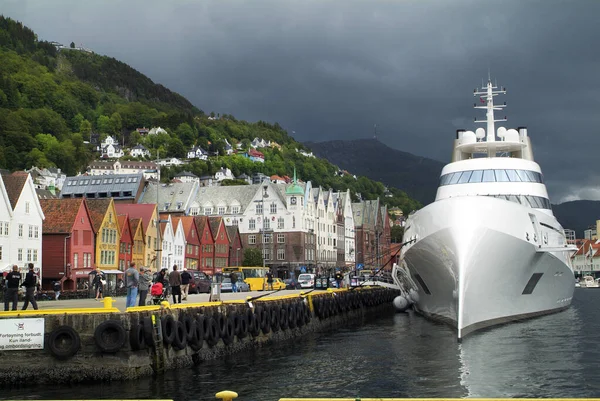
top-left (394, 78), bottom-right (577, 339)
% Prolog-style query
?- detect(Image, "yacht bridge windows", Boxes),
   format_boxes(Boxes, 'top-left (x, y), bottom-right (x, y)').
top-left (440, 169), bottom-right (543, 186)
top-left (486, 194), bottom-right (551, 210)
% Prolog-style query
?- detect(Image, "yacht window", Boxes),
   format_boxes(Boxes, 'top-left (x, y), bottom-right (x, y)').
top-left (469, 170), bottom-right (483, 183)
top-left (482, 170), bottom-right (495, 182)
top-left (508, 195), bottom-right (520, 204)
top-left (505, 170), bottom-right (521, 182)
top-left (440, 174), bottom-right (451, 186)
top-left (448, 173), bottom-right (461, 185)
top-left (494, 169), bottom-right (510, 182)
top-left (457, 171), bottom-right (472, 184)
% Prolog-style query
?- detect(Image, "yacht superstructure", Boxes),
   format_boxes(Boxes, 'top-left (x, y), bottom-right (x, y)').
top-left (395, 78), bottom-right (576, 339)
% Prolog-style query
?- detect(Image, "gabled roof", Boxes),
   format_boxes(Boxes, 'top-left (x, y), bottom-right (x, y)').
top-left (114, 204), bottom-right (157, 231)
top-left (208, 216), bottom-right (225, 239)
top-left (86, 198), bottom-right (113, 232)
top-left (194, 215), bottom-right (213, 241)
top-left (130, 218), bottom-right (145, 243)
top-left (61, 173), bottom-right (143, 199)
top-left (0, 175), bottom-right (13, 218)
top-left (352, 202), bottom-right (365, 227)
top-left (172, 216), bottom-right (196, 239)
top-left (225, 225), bottom-right (240, 244)
top-left (159, 213), bottom-right (172, 237)
top-left (2, 171), bottom-right (28, 209)
top-left (117, 214), bottom-right (133, 242)
top-left (194, 184), bottom-right (267, 214)
top-left (40, 198), bottom-right (88, 234)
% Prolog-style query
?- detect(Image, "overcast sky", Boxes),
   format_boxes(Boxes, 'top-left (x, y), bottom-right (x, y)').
top-left (3, 0), bottom-right (600, 203)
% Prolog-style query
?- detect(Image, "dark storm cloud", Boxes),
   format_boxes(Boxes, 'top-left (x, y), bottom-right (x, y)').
top-left (4, 0), bottom-right (600, 202)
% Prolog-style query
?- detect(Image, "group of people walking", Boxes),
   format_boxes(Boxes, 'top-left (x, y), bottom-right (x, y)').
top-left (3, 263), bottom-right (39, 311)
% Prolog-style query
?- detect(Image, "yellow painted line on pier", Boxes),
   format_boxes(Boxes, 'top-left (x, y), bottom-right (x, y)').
top-left (0, 297), bottom-right (121, 317)
top-left (279, 397), bottom-right (600, 401)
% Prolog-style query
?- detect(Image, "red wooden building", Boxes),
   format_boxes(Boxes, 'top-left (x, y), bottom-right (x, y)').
top-left (226, 225), bottom-right (243, 267)
top-left (173, 216), bottom-right (200, 271)
top-left (40, 198), bottom-right (95, 290)
top-left (209, 216), bottom-right (230, 273)
top-left (194, 216), bottom-right (215, 276)
top-left (117, 214), bottom-right (133, 270)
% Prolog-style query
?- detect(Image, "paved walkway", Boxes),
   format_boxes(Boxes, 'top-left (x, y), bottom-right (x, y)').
top-left (17, 289), bottom-right (309, 312)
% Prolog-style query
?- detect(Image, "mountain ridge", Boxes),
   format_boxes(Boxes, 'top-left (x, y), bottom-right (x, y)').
top-left (304, 138), bottom-right (444, 204)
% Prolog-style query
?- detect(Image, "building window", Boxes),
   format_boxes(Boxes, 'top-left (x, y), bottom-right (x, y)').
top-left (232, 206), bottom-right (240, 214)
top-left (2, 222), bottom-right (7, 236)
top-left (73, 253), bottom-right (78, 268)
top-left (249, 235), bottom-right (256, 244)
top-left (256, 203), bottom-right (263, 214)
top-left (18, 224), bottom-right (23, 238)
top-left (263, 233), bottom-right (272, 244)
top-left (249, 219), bottom-right (256, 230)
top-left (277, 234), bottom-right (285, 243)
top-left (277, 248), bottom-right (285, 260)
top-left (25, 202), bottom-right (30, 214)
top-left (28, 225), bottom-right (33, 239)
top-left (27, 249), bottom-right (32, 261)
top-left (34, 226), bottom-right (39, 238)
top-left (293, 216), bottom-right (296, 229)
top-left (270, 203), bottom-right (277, 214)
top-left (264, 219), bottom-right (270, 230)
top-left (218, 207), bottom-right (226, 215)
top-left (263, 248), bottom-right (271, 261)
top-left (278, 217), bottom-right (284, 229)
top-left (0, 245), bottom-right (2, 260)
top-left (190, 207), bottom-right (199, 216)
top-left (84, 253), bottom-right (91, 268)
top-left (18, 248), bottom-right (22, 261)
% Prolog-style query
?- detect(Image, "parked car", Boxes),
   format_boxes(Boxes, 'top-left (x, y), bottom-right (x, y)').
top-left (297, 273), bottom-right (316, 289)
top-left (271, 278), bottom-right (286, 290)
top-left (189, 271), bottom-right (211, 294)
top-left (220, 274), bottom-right (250, 293)
top-left (284, 278), bottom-right (297, 289)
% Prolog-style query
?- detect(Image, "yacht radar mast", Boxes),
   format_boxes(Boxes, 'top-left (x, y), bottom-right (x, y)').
top-left (473, 78), bottom-right (507, 145)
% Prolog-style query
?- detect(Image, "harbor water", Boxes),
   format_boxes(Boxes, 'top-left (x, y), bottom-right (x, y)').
top-left (4, 288), bottom-right (599, 400)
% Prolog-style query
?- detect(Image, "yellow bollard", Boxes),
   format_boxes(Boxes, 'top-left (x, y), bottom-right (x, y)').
top-left (215, 390), bottom-right (238, 401)
top-left (103, 297), bottom-right (115, 309)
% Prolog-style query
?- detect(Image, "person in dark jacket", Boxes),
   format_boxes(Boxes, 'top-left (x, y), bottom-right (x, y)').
top-left (4, 265), bottom-right (21, 311)
top-left (21, 263), bottom-right (38, 310)
top-left (180, 268), bottom-right (192, 301)
top-left (53, 280), bottom-right (61, 300)
top-left (169, 265), bottom-right (182, 304)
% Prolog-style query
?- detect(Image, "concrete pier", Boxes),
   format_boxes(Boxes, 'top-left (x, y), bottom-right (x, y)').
top-left (0, 287), bottom-right (399, 384)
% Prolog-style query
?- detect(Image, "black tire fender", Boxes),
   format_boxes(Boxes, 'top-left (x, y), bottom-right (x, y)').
top-left (279, 306), bottom-right (288, 331)
top-left (260, 306), bottom-right (271, 335)
top-left (161, 315), bottom-right (176, 346)
top-left (94, 320), bottom-right (126, 353)
top-left (270, 305), bottom-right (280, 332)
top-left (129, 321), bottom-right (145, 350)
top-left (191, 315), bottom-right (205, 350)
top-left (217, 313), bottom-right (228, 339)
top-left (222, 315), bottom-right (235, 345)
top-left (172, 320), bottom-right (187, 350)
top-left (142, 316), bottom-right (155, 347)
top-left (48, 325), bottom-right (80, 360)
top-left (237, 313), bottom-right (249, 339)
top-left (205, 317), bottom-right (220, 347)
top-left (181, 314), bottom-right (195, 343)
top-left (288, 304), bottom-right (297, 329)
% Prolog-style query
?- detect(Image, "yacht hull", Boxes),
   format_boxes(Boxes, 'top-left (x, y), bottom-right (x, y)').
top-left (400, 196), bottom-right (574, 339)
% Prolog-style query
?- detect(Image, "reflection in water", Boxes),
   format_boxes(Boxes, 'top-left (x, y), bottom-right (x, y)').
top-left (5, 289), bottom-right (600, 400)
top-left (459, 289), bottom-right (597, 398)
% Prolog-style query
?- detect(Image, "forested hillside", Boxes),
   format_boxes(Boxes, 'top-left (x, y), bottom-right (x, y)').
top-left (0, 16), bottom-right (421, 213)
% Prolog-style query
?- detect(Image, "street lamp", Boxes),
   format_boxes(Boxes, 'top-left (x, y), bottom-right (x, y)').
top-left (261, 185), bottom-right (268, 268)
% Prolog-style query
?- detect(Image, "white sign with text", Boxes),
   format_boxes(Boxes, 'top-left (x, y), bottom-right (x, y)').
top-left (0, 318), bottom-right (45, 350)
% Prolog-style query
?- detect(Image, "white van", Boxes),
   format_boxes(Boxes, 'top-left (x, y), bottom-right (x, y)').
top-left (297, 273), bottom-right (316, 289)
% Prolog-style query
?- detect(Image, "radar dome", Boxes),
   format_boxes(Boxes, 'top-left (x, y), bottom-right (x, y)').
top-left (497, 126), bottom-right (507, 139)
top-left (504, 129), bottom-right (519, 142)
top-left (462, 131), bottom-right (476, 144)
top-left (475, 128), bottom-right (486, 139)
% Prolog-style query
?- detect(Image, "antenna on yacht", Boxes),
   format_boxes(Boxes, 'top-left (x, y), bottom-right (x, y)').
top-left (473, 76), bottom-right (507, 144)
